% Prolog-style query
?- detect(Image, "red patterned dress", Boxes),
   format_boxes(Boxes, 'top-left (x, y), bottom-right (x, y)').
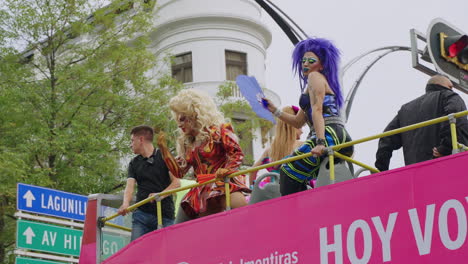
top-left (161, 123), bottom-right (250, 218)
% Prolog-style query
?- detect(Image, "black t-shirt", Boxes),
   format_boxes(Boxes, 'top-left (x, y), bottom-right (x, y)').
top-left (128, 148), bottom-right (175, 219)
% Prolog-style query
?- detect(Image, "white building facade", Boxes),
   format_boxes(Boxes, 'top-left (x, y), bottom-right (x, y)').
top-left (150, 0), bottom-right (280, 163)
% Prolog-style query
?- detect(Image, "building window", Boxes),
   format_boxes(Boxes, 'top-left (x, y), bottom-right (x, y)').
top-left (172, 52), bottom-right (193, 83)
top-left (225, 50), bottom-right (247, 81)
top-left (232, 118), bottom-right (253, 165)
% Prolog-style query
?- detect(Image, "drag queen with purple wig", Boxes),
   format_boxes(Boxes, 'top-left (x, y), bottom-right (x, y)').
top-left (265, 37), bottom-right (354, 196)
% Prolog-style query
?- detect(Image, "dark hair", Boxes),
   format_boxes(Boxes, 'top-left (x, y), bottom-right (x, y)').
top-left (130, 125), bottom-right (154, 142)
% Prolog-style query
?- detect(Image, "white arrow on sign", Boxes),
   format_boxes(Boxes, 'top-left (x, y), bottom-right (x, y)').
top-left (22, 190), bottom-right (36, 208)
top-left (23, 227), bottom-right (36, 244)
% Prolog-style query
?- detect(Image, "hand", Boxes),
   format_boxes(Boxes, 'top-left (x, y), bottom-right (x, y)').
top-left (249, 172), bottom-right (257, 186)
top-left (261, 98), bottom-right (276, 113)
top-left (175, 156), bottom-right (184, 163)
top-left (311, 145), bottom-right (326, 158)
top-left (157, 132), bottom-right (168, 150)
top-left (118, 203), bottom-right (130, 216)
top-left (148, 193), bottom-right (157, 203)
top-left (215, 168), bottom-right (231, 181)
top-left (433, 147), bottom-right (442, 158)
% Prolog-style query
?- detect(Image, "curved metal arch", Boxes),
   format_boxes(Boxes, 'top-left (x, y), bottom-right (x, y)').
top-left (262, 0), bottom-right (308, 39)
top-left (253, 0), bottom-right (307, 45)
top-left (343, 46), bottom-right (424, 122)
top-left (341, 46), bottom-right (421, 75)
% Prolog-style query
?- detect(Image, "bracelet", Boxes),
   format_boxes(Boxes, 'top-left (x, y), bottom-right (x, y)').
top-left (316, 138), bottom-right (326, 146)
top-left (273, 108), bottom-right (282, 117)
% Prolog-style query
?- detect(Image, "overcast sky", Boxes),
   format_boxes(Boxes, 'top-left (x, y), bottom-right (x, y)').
top-left (261, 0), bottom-right (468, 174)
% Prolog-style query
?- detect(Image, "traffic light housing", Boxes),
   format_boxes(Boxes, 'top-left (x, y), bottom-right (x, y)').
top-left (426, 18), bottom-right (468, 92)
top-left (440, 33), bottom-right (468, 70)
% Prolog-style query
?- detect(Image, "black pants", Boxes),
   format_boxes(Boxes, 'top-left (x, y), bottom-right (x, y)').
top-left (280, 172), bottom-right (308, 196)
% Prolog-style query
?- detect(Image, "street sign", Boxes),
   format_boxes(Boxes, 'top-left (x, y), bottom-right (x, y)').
top-left (16, 219), bottom-right (129, 259)
top-left (101, 233), bottom-right (130, 260)
top-left (16, 256), bottom-right (66, 264)
top-left (16, 220), bottom-right (83, 257)
top-left (17, 183), bottom-right (87, 221)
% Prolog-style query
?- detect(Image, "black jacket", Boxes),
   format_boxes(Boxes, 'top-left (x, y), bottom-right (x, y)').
top-left (375, 84), bottom-right (468, 171)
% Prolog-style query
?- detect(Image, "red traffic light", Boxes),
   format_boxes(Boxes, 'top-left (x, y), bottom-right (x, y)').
top-left (425, 18), bottom-right (468, 92)
top-left (440, 33), bottom-right (468, 70)
top-left (448, 35), bottom-right (468, 61)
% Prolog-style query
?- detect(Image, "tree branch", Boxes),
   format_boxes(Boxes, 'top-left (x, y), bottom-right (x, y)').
top-left (35, 154), bottom-right (45, 169)
top-left (30, 61), bottom-right (51, 80)
top-left (62, 88), bottom-right (98, 129)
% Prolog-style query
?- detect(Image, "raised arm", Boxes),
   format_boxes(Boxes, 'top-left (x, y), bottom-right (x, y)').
top-left (263, 98), bottom-right (307, 129)
top-left (156, 132), bottom-right (189, 178)
top-left (221, 123), bottom-right (244, 170)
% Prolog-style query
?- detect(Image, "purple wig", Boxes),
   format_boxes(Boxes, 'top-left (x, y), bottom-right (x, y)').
top-left (292, 38), bottom-right (343, 108)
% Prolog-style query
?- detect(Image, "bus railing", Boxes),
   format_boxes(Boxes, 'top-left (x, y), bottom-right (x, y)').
top-left (99, 109), bottom-right (468, 232)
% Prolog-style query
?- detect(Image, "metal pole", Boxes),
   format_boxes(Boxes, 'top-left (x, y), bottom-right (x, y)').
top-left (328, 149), bottom-right (335, 184)
top-left (224, 177), bottom-right (231, 211)
top-left (448, 113), bottom-right (459, 154)
top-left (263, 0), bottom-right (308, 39)
top-left (156, 198), bottom-right (163, 229)
top-left (253, 0), bottom-right (301, 44)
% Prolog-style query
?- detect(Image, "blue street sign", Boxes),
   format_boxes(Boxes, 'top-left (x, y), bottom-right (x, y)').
top-left (17, 183), bottom-right (88, 221)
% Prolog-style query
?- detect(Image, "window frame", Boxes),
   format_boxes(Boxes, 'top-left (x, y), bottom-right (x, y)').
top-left (171, 52), bottom-right (193, 83)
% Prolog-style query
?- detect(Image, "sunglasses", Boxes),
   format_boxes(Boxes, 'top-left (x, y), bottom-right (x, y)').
top-left (178, 116), bottom-right (188, 123)
top-left (302, 57), bottom-right (318, 64)
top-left (178, 115), bottom-right (195, 124)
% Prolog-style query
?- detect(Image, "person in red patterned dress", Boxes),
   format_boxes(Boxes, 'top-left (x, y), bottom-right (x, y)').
top-left (157, 89), bottom-right (250, 220)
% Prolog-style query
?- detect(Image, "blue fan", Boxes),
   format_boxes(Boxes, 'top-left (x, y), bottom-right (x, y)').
top-left (236, 75), bottom-right (276, 124)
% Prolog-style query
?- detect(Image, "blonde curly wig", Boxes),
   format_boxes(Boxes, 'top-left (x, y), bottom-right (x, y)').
top-left (169, 89), bottom-right (226, 156)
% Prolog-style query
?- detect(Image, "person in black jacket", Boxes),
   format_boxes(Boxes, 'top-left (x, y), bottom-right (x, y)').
top-left (375, 75), bottom-right (468, 171)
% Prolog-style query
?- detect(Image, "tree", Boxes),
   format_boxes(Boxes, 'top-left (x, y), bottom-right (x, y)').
top-left (0, 0), bottom-right (180, 262)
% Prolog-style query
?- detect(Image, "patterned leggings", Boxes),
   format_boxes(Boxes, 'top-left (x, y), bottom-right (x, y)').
top-left (280, 124), bottom-right (353, 196)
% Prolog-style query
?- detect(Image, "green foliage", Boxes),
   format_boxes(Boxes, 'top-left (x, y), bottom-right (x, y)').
top-left (216, 82), bottom-right (273, 165)
top-left (0, 1), bottom-right (179, 262)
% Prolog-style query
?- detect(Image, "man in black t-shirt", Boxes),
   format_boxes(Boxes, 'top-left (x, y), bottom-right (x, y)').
top-left (118, 125), bottom-right (180, 241)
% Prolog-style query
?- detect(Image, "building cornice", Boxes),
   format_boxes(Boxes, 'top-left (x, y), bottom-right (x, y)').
top-left (150, 14), bottom-right (272, 52)
top-left (156, 0), bottom-right (262, 14)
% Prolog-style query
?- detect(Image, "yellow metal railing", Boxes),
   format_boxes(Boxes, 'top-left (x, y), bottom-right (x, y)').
top-left (100, 110), bottom-right (468, 232)
top-left (459, 143), bottom-right (468, 151)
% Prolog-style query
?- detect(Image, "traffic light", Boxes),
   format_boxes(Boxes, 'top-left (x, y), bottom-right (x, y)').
top-left (440, 33), bottom-right (468, 70)
top-left (426, 18), bottom-right (468, 92)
